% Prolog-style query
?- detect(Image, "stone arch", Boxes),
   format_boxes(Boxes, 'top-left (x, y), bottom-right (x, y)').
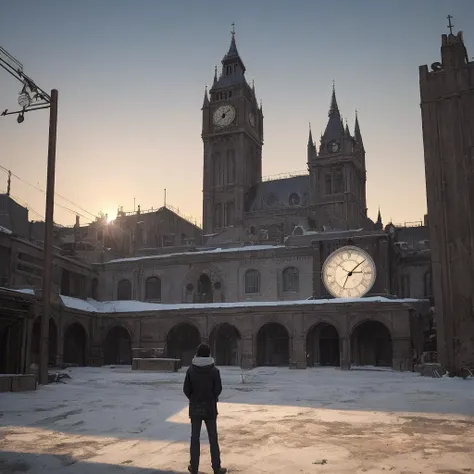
top-left (197, 274), bottom-right (213, 303)
top-left (104, 325), bottom-right (132, 365)
top-left (209, 323), bottom-right (241, 366)
top-left (350, 320), bottom-right (392, 368)
top-left (182, 265), bottom-right (223, 303)
top-left (63, 322), bottom-right (87, 366)
top-left (306, 322), bottom-right (340, 367)
top-left (166, 322), bottom-right (201, 366)
top-left (256, 322), bottom-right (290, 366)
top-left (31, 317), bottom-right (58, 366)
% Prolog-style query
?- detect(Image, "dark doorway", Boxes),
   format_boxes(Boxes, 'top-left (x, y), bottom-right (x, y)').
top-left (166, 323), bottom-right (201, 366)
top-left (197, 274), bottom-right (213, 303)
top-left (63, 323), bottom-right (87, 366)
top-left (306, 323), bottom-right (340, 367)
top-left (104, 326), bottom-right (132, 365)
top-left (31, 317), bottom-right (58, 366)
top-left (0, 318), bottom-right (24, 373)
top-left (351, 320), bottom-right (392, 367)
top-left (209, 323), bottom-right (241, 366)
top-left (256, 322), bottom-right (290, 366)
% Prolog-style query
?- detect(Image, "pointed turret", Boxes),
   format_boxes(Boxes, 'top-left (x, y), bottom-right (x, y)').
top-left (202, 86), bottom-right (210, 108)
top-left (354, 110), bottom-right (364, 150)
top-left (321, 83), bottom-right (344, 150)
top-left (213, 66), bottom-right (218, 86)
top-left (329, 84), bottom-right (340, 117)
top-left (307, 124), bottom-right (317, 161)
top-left (344, 119), bottom-right (351, 137)
top-left (375, 207), bottom-right (383, 230)
top-left (211, 25), bottom-right (247, 91)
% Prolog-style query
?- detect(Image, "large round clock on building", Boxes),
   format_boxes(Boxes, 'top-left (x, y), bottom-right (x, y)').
top-left (213, 105), bottom-right (236, 127)
top-left (322, 246), bottom-right (376, 298)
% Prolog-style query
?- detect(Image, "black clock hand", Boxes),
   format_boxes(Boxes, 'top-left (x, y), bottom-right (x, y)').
top-left (350, 260), bottom-right (365, 274)
top-left (343, 274), bottom-right (350, 289)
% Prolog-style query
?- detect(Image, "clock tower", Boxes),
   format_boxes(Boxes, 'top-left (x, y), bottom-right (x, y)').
top-left (307, 86), bottom-right (368, 229)
top-left (202, 28), bottom-right (263, 234)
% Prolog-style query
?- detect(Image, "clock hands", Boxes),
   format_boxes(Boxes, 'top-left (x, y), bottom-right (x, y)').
top-left (340, 260), bottom-right (366, 289)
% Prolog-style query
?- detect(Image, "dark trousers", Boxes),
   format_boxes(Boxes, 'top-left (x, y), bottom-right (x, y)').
top-left (190, 417), bottom-right (221, 472)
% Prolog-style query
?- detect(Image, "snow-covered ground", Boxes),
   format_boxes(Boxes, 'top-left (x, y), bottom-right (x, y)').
top-left (1, 366), bottom-right (473, 473)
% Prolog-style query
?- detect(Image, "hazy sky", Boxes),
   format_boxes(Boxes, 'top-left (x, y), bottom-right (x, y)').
top-left (1, 0), bottom-right (473, 228)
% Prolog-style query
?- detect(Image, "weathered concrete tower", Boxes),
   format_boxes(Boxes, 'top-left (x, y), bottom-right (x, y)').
top-left (419, 21), bottom-right (474, 375)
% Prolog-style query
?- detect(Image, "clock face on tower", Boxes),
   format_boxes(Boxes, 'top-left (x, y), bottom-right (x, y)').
top-left (327, 140), bottom-right (341, 153)
top-left (213, 105), bottom-right (236, 128)
top-left (322, 245), bottom-right (376, 298)
top-left (248, 112), bottom-right (256, 127)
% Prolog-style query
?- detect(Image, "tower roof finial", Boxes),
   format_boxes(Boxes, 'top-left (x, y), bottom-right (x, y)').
top-left (231, 22), bottom-right (236, 38)
top-left (328, 81), bottom-right (340, 117)
top-left (447, 14), bottom-right (454, 35)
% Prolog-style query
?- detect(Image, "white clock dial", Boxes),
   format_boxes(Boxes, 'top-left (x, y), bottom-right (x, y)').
top-left (322, 245), bottom-right (376, 299)
top-left (213, 105), bottom-right (236, 128)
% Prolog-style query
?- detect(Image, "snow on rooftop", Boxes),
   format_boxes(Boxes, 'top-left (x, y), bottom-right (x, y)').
top-left (58, 295), bottom-right (426, 314)
top-left (105, 244), bottom-right (286, 264)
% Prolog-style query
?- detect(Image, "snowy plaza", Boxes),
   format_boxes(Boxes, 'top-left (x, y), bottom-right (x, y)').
top-left (1, 366), bottom-right (473, 474)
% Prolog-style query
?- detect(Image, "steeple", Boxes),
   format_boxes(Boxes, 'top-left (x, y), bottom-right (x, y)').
top-left (344, 119), bottom-right (351, 137)
top-left (322, 83), bottom-right (344, 142)
top-left (329, 81), bottom-right (340, 117)
top-left (307, 124), bottom-right (317, 161)
top-left (375, 207), bottom-right (383, 230)
top-left (221, 23), bottom-right (245, 73)
top-left (354, 110), bottom-right (364, 150)
top-left (213, 66), bottom-right (218, 86)
top-left (202, 85), bottom-right (210, 108)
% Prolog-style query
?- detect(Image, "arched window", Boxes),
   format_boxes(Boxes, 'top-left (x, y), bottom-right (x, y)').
top-left (333, 169), bottom-right (344, 193)
top-left (145, 276), bottom-right (161, 302)
top-left (282, 267), bottom-right (299, 293)
top-left (117, 279), bottom-right (132, 300)
top-left (245, 269), bottom-right (260, 294)
top-left (215, 203), bottom-right (222, 228)
top-left (226, 201), bottom-right (235, 227)
top-left (213, 152), bottom-right (222, 186)
top-left (226, 150), bottom-right (235, 184)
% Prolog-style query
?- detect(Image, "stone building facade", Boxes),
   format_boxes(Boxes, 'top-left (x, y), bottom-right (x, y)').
top-left (420, 29), bottom-right (474, 374)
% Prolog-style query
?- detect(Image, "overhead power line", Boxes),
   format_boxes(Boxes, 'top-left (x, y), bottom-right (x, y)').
top-left (0, 164), bottom-right (97, 222)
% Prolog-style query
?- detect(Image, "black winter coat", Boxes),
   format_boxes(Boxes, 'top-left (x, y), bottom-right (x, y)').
top-left (183, 356), bottom-right (222, 420)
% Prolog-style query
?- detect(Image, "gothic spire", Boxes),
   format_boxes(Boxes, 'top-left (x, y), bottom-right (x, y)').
top-left (213, 66), bottom-right (218, 86)
top-left (202, 85), bottom-right (210, 108)
top-left (322, 83), bottom-right (344, 141)
top-left (308, 123), bottom-right (313, 146)
top-left (354, 110), bottom-right (364, 149)
top-left (329, 81), bottom-right (340, 117)
top-left (375, 206), bottom-right (383, 230)
top-left (344, 118), bottom-right (351, 137)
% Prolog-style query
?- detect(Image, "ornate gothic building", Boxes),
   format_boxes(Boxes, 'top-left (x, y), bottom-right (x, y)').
top-left (202, 32), bottom-right (375, 243)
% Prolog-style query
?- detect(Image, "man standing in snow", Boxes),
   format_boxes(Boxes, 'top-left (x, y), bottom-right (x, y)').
top-left (183, 343), bottom-right (226, 474)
